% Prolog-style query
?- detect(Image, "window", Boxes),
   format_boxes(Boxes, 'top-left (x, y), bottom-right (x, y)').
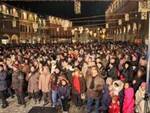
top-left (22, 11), bottom-right (27, 20)
top-left (2, 5), bottom-right (7, 14)
top-left (12, 8), bottom-right (18, 17)
top-left (28, 14), bottom-right (34, 21)
top-left (0, 6), bottom-right (2, 12)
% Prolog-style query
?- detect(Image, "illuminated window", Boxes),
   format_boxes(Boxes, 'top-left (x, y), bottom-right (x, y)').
top-left (34, 14), bottom-right (37, 21)
top-left (0, 6), bottom-right (2, 12)
top-left (43, 19), bottom-right (46, 26)
top-left (28, 14), bottom-right (34, 21)
top-left (12, 8), bottom-right (18, 17)
top-left (22, 11), bottom-right (27, 20)
top-left (2, 5), bottom-right (7, 14)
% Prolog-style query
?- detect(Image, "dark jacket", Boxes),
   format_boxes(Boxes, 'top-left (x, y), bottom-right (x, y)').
top-left (6, 68), bottom-right (13, 87)
top-left (121, 67), bottom-right (133, 82)
top-left (107, 66), bottom-right (118, 80)
top-left (12, 70), bottom-right (25, 92)
top-left (133, 76), bottom-right (144, 92)
top-left (0, 71), bottom-right (7, 91)
top-left (101, 85), bottom-right (111, 110)
top-left (58, 85), bottom-right (70, 99)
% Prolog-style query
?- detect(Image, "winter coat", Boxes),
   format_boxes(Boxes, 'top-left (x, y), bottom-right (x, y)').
top-left (107, 67), bottom-right (118, 80)
top-left (135, 87), bottom-right (145, 113)
top-left (27, 72), bottom-right (39, 93)
top-left (121, 67), bottom-right (133, 82)
top-left (119, 89), bottom-right (124, 113)
top-left (133, 76), bottom-right (144, 92)
top-left (6, 68), bottom-right (13, 87)
top-left (39, 73), bottom-right (51, 93)
top-left (109, 100), bottom-right (120, 113)
top-left (58, 85), bottom-right (70, 99)
top-left (12, 71), bottom-right (25, 93)
top-left (81, 63), bottom-right (88, 78)
top-left (71, 75), bottom-right (86, 94)
top-left (0, 71), bottom-right (7, 91)
top-left (86, 75), bottom-right (105, 99)
top-left (101, 85), bottom-right (111, 111)
top-left (65, 69), bottom-right (73, 83)
top-left (51, 74), bottom-right (58, 91)
top-left (123, 87), bottom-right (134, 113)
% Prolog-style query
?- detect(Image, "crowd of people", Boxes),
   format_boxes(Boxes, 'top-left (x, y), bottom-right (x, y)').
top-left (0, 41), bottom-right (149, 113)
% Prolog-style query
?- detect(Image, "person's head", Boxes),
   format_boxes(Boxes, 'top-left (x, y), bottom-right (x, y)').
top-left (43, 66), bottom-right (50, 74)
top-left (106, 77), bottom-right (113, 86)
top-left (140, 82), bottom-right (146, 91)
top-left (91, 66), bottom-right (98, 77)
top-left (47, 60), bottom-right (51, 65)
top-left (13, 64), bottom-right (19, 72)
top-left (88, 57), bottom-right (92, 63)
top-left (124, 62), bottom-right (130, 69)
top-left (61, 79), bottom-right (67, 86)
top-left (132, 54), bottom-right (137, 61)
top-left (74, 68), bottom-right (80, 76)
top-left (30, 66), bottom-right (35, 73)
top-left (55, 68), bottom-right (60, 74)
top-left (110, 58), bottom-right (116, 64)
top-left (25, 59), bottom-right (29, 64)
top-left (137, 68), bottom-right (145, 78)
top-left (62, 61), bottom-right (68, 68)
top-left (39, 62), bottom-right (43, 68)
top-left (0, 65), bottom-right (3, 72)
top-left (112, 95), bottom-right (119, 103)
top-left (124, 81), bottom-right (131, 89)
top-left (97, 62), bottom-right (103, 69)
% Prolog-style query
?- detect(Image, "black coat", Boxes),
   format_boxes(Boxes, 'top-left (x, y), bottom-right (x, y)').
top-left (0, 71), bottom-right (7, 91)
top-left (12, 71), bottom-right (25, 92)
top-left (107, 66), bottom-right (118, 80)
top-left (133, 76), bottom-right (144, 92)
top-left (121, 67), bottom-right (133, 82)
top-left (6, 68), bottom-right (13, 87)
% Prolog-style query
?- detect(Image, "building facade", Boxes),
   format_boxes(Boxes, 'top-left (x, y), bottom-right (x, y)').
top-left (72, 26), bottom-right (106, 43)
top-left (0, 4), bottom-right (19, 44)
top-left (105, 0), bottom-right (148, 42)
top-left (0, 3), bottom-right (72, 44)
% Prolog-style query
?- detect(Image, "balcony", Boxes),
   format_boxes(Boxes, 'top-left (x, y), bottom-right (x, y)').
top-left (105, 0), bottom-right (130, 16)
top-left (0, 4), bottom-right (9, 15)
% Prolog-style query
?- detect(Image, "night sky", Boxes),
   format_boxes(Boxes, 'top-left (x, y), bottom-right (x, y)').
top-left (4, 1), bottom-right (111, 26)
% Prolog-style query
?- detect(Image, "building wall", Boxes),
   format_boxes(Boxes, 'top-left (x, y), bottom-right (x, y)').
top-left (105, 0), bottom-right (148, 42)
top-left (0, 3), bottom-right (73, 44)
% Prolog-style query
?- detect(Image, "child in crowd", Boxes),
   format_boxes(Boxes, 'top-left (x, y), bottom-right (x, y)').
top-left (123, 82), bottom-right (134, 113)
top-left (109, 95), bottom-right (120, 113)
top-left (58, 78), bottom-right (70, 113)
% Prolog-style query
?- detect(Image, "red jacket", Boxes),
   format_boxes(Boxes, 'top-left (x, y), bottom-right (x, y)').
top-left (72, 75), bottom-right (81, 94)
top-left (109, 99), bottom-right (120, 113)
